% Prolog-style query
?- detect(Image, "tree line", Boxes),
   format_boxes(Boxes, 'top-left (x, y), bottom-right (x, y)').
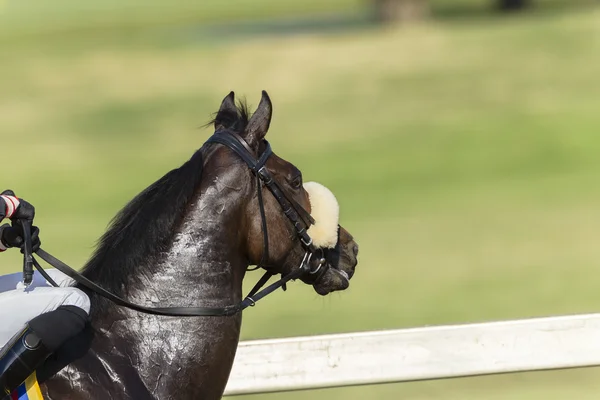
top-left (374, 0), bottom-right (531, 23)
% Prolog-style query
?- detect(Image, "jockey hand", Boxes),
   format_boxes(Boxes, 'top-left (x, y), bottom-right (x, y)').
top-left (0, 223), bottom-right (41, 253)
top-left (0, 189), bottom-right (35, 223)
top-left (0, 189), bottom-right (39, 253)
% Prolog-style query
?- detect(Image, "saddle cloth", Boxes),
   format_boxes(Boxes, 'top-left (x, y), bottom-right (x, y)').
top-left (10, 373), bottom-right (43, 400)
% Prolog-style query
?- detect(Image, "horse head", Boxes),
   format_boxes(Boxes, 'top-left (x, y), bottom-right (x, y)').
top-left (211, 90), bottom-right (358, 296)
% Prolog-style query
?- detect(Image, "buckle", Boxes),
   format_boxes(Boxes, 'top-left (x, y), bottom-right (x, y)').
top-left (257, 166), bottom-right (273, 184)
top-left (301, 235), bottom-right (313, 247)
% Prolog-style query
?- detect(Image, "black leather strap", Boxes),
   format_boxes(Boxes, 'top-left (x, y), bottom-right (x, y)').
top-left (32, 257), bottom-right (59, 287)
top-left (206, 133), bottom-right (272, 173)
top-left (32, 248), bottom-right (308, 317)
top-left (21, 221), bottom-right (34, 286)
top-left (256, 176), bottom-right (270, 269)
top-left (36, 249), bottom-right (241, 317)
top-left (239, 268), bottom-right (303, 308)
top-left (257, 167), bottom-right (315, 250)
top-left (246, 270), bottom-right (274, 299)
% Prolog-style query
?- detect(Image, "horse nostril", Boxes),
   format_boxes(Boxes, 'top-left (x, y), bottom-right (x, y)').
top-left (352, 244), bottom-right (359, 256)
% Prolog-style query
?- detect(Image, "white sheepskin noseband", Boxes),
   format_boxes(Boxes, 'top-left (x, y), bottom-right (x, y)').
top-left (303, 182), bottom-right (340, 248)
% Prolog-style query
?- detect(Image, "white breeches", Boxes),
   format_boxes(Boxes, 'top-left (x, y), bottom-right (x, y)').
top-left (0, 269), bottom-right (90, 348)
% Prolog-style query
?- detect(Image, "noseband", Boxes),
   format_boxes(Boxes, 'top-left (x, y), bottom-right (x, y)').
top-left (25, 131), bottom-right (330, 317)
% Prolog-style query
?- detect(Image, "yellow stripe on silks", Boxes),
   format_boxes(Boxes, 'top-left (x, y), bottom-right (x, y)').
top-left (23, 372), bottom-right (44, 400)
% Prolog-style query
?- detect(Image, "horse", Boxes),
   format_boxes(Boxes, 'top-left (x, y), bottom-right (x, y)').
top-left (38, 91), bottom-right (359, 399)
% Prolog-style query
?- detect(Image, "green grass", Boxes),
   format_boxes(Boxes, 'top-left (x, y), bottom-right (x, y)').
top-left (2, 2), bottom-right (600, 399)
top-left (0, 0), bottom-right (362, 38)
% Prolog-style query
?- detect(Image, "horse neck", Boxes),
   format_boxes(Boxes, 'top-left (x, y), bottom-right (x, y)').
top-left (132, 187), bottom-right (249, 311)
top-left (74, 162), bottom-right (252, 399)
top-left (86, 148), bottom-right (253, 322)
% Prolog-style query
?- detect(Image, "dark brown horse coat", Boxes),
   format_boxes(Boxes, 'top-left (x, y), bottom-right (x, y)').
top-left (40, 92), bottom-right (358, 400)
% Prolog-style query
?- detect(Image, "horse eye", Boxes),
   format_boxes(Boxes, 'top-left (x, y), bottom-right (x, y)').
top-left (291, 177), bottom-right (302, 189)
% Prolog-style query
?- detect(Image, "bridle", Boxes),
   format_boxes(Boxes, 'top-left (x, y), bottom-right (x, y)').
top-left (24, 130), bottom-right (330, 317)
top-left (207, 130), bottom-right (328, 279)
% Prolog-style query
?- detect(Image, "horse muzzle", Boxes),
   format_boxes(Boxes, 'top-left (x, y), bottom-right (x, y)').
top-left (312, 227), bottom-right (358, 296)
top-left (301, 182), bottom-right (358, 295)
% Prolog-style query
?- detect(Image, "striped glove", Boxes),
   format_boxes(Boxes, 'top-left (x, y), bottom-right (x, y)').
top-left (0, 190), bottom-right (39, 252)
top-left (0, 191), bottom-right (21, 221)
top-left (0, 190), bottom-right (35, 222)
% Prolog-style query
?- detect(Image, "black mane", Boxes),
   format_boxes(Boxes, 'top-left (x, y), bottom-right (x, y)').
top-left (80, 100), bottom-right (251, 303)
top-left (80, 151), bottom-right (204, 298)
top-left (208, 99), bottom-right (250, 135)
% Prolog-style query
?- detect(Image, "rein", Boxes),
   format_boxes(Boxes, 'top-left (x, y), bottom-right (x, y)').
top-left (30, 248), bottom-right (307, 317)
top-left (20, 131), bottom-right (328, 317)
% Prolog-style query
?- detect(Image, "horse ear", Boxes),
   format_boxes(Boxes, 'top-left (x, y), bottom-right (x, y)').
top-left (245, 90), bottom-right (272, 146)
top-left (214, 91), bottom-right (238, 131)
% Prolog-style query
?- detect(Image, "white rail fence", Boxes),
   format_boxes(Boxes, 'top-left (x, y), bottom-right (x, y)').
top-left (224, 313), bottom-right (600, 396)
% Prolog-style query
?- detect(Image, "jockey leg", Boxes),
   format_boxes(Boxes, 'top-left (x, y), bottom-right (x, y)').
top-left (0, 325), bottom-right (50, 396)
top-left (0, 287), bottom-right (90, 396)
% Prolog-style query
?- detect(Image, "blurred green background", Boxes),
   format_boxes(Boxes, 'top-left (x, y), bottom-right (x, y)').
top-left (2, 0), bottom-right (600, 399)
